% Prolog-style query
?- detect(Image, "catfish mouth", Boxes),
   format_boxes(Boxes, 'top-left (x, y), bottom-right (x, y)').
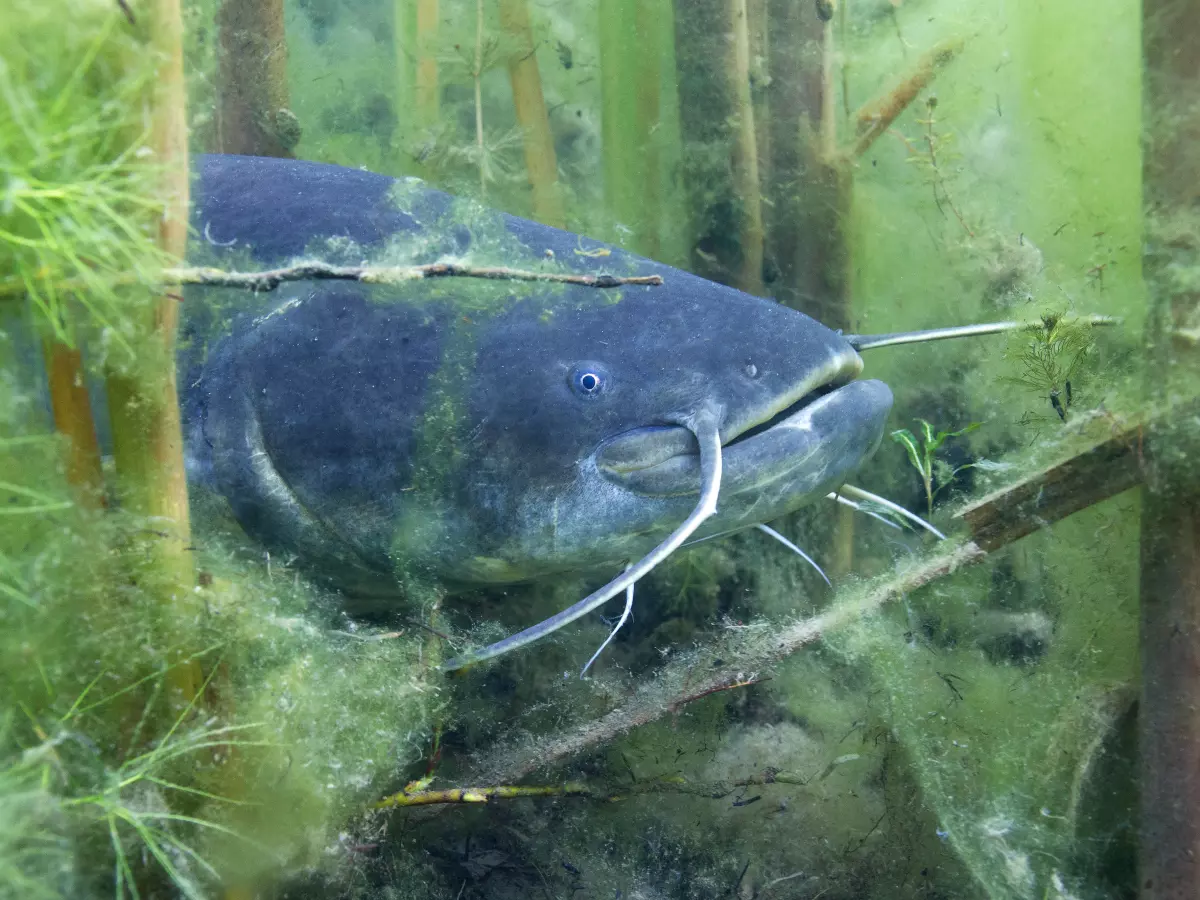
top-left (723, 380), bottom-right (841, 448)
top-left (596, 350), bottom-right (868, 494)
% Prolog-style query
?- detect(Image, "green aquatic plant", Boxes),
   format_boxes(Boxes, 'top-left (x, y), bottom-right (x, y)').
top-left (15, 658), bottom-right (271, 900)
top-left (0, 2), bottom-right (166, 357)
top-left (0, 461), bottom-right (442, 897)
top-left (896, 95), bottom-right (974, 237)
top-left (1, 5), bottom-right (443, 896)
top-left (1006, 313), bottom-right (1097, 423)
top-left (891, 417), bottom-right (982, 517)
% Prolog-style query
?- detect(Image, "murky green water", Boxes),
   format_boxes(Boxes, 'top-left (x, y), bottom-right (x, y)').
top-left (3, 0), bottom-right (1197, 897)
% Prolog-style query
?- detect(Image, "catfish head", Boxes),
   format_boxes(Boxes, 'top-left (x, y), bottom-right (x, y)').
top-left (457, 279), bottom-right (893, 584)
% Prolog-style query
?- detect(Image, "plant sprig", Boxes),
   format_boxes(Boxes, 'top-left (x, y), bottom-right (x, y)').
top-left (0, 4), bottom-right (168, 355)
top-left (1004, 312), bottom-right (1096, 422)
top-left (891, 418), bottom-right (982, 517)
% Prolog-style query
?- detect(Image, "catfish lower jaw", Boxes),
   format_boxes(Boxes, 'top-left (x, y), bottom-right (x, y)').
top-left (596, 379), bottom-right (893, 498)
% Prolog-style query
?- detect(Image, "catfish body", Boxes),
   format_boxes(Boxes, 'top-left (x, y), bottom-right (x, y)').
top-left (184, 155), bottom-right (892, 599)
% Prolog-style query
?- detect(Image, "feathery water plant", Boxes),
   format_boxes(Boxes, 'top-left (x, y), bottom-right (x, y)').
top-left (0, 0), bottom-right (168, 358)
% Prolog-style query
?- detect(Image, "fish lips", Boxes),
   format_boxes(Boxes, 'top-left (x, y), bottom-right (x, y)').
top-left (595, 379), bottom-right (894, 500)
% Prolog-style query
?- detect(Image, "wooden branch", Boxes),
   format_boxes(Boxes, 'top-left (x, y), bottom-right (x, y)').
top-left (468, 413), bottom-right (1153, 785)
top-left (0, 264), bottom-right (663, 301)
top-left (474, 542), bottom-right (985, 784)
top-left (850, 37), bottom-right (963, 159)
top-left (956, 423), bottom-right (1145, 551)
top-left (163, 262), bottom-right (664, 292)
top-left (376, 769), bottom-right (812, 809)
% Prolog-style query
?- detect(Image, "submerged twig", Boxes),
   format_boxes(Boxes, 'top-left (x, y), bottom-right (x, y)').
top-left (851, 37), bottom-right (963, 158)
top-left (376, 768), bottom-right (811, 809)
top-left (0, 262), bottom-right (663, 300)
top-left (377, 781), bottom-right (592, 808)
top-left (164, 262), bottom-right (663, 292)
top-left (476, 541), bottom-right (984, 783)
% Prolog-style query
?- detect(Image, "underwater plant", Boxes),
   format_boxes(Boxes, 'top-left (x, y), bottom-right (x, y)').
top-left (2, 4), bottom-right (444, 897)
top-left (1005, 312), bottom-right (1097, 423)
top-left (891, 418), bottom-right (982, 517)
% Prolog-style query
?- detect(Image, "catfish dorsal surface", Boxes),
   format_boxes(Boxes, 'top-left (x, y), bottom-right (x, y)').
top-left (182, 154), bottom-right (893, 609)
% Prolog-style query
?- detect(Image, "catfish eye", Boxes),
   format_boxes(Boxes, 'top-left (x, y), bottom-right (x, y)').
top-left (568, 362), bottom-right (610, 397)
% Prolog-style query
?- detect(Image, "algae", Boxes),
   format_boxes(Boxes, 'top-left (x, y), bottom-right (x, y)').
top-left (3, 0), bottom-right (1185, 896)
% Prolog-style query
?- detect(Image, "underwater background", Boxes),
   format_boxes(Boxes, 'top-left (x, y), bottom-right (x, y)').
top-left (1, 0), bottom-right (1195, 897)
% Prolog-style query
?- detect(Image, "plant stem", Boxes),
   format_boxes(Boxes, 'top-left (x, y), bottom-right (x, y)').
top-left (728, 0), bottom-right (764, 295)
top-left (42, 338), bottom-right (104, 508)
top-left (499, 0), bottom-right (565, 228)
top-left (473, 0), bottom-right (485, 198)
top-left (215, 0), bottom-right (294, 157)
top-left (106, 0), bottom-right (201, 706)
top-left (415, 0), bottom-right (440, 127)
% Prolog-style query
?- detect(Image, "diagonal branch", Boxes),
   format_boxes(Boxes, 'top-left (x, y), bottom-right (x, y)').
top-left (468, 413), bottom-right (1150, 785)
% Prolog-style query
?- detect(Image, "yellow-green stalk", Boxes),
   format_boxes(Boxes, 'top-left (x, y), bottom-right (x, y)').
top-left (104, 0), bottom-right (201, 705)
top-left (499, 0), bottom-right (565, 228)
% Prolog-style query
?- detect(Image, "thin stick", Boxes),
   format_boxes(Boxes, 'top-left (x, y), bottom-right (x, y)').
top-left (850, 38), bottom-right (963, 159)
top-left (163, 263), bottom-right (664, 292)
top-left (0, 263), bottom-right (664, 300)
top-left (376, 767), bottom-right (811, 810)
top-left (377, 781), bottom-right (592, 809)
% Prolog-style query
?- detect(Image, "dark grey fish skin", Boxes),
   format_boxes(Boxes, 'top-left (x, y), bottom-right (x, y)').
top-left (182, 154), bottom-right (892, 601)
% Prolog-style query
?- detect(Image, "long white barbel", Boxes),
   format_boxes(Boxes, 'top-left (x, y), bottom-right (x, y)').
top-left (836, 484), bottom-right (946, 540)
top-left (755, 524), bottom-right (830, 586)
top-left (827, 492), bottom-right (903, 531)
top-left (442, 415), bottom-right (723, 671)
top-left (844, 315), bottom-right (1117, 351)
top-left (579, 566), bottom-right (635, 678)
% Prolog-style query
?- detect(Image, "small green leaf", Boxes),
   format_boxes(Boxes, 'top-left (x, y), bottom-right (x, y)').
top-left (890, 429), bottom-right (924, 473)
